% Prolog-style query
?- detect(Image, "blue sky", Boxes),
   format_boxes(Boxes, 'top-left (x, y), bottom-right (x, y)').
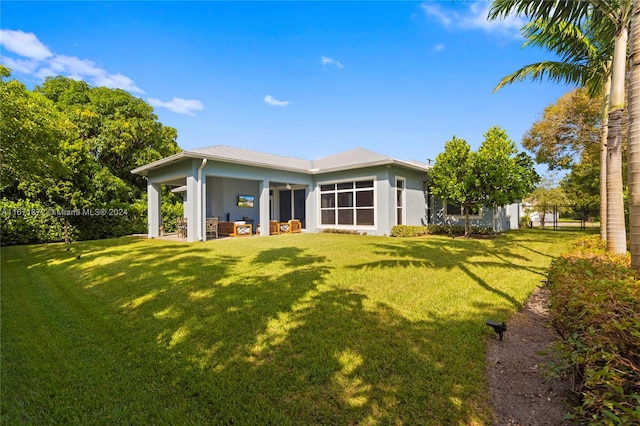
top-left (1, 1), bottom-right (574, 167)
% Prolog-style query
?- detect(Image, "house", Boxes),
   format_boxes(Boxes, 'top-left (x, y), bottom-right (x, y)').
top-left (131, 145), bottom-right (519, 241)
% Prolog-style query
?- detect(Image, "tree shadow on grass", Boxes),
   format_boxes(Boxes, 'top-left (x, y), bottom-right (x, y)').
top-left (346, 237), bottom-right (548, 310)
top-left (3, 236), bottom-right (493, 424)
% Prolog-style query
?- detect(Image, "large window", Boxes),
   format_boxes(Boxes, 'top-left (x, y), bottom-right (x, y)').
top-left (320, 179), bottom-right (374, 226)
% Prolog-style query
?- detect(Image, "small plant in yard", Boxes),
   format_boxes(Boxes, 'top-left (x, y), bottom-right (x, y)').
top-left (547, 236), bottom-right (640, 424)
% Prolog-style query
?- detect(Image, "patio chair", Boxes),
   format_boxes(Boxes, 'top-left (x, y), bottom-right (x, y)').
top-left (257, 220), bottom-right (280, 235)
top-left (280, 219), bottom-right (302, 234)
top-left (206, 217), bottom-right (219, 239)
top-left (177, 217), bottom-right (187, 239)
top-left (269, 220), bottom-right (280, 235)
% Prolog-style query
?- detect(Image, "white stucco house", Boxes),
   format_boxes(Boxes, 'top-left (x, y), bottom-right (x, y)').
top-left (131, 145), bottom-right (519, 241)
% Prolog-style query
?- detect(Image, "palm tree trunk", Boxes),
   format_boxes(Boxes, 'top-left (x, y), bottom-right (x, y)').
top-left (600, 74), bottom-right (611, 241)
top-left (606, 27), bottom-right (629, 254)
top-left (629, 0), bottom-right (640, 267)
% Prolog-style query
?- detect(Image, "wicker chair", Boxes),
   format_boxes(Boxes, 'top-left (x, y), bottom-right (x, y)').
top-left (206, 217), bottom-right (219, 239)
top-left (177, 217), bottom-right (188, 239)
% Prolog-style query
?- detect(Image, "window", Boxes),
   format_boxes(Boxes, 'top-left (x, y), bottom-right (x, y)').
top-left (445, 201), bottom-right (481, 218)
top-left (320, 179), bottom-right (374, 226)
top-left (396, 178), bottom-right (405, 225)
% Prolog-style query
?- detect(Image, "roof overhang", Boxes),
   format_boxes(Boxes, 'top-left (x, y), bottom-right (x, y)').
top-left (132, 150), bottom-right (430, 176)
top-left (131, 151), bottom-right (311, 176)
top-left (131, 152), bottom-right (198, 176)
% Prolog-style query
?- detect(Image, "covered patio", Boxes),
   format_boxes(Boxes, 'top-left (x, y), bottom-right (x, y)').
top-left (132, 147), bottom-right (313, 242)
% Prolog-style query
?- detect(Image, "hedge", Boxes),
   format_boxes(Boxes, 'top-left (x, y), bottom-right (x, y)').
top-left (547, 237), bottom-right (640, 424)
top-left (390, 224), bottom-right (495, 237)
top-left (0, 199), bottom-right (147, 245)
top-left (0, 199), bottom-right (68, 245)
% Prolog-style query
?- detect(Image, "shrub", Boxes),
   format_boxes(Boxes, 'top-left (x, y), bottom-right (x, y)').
top-left (469, 225), bottom-right (495, 236)
top-left (0, 199), bottom-right (67, 245)
top-left (0, 198), bottom-right (148, 245)
top-left (321, 228), bottom-right (365, 235)
top-left (520, 213), bottom-right (532, 229)
top-left (161, 200), bottom-right (184, 233)
top-left (547, 236), bottom-right (640, 424)
top-left (390, 225), bottom-right (430, 237)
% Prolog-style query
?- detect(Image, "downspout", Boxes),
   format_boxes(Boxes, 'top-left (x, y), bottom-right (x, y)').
top-left (198, 158), bottom-right (207, 241)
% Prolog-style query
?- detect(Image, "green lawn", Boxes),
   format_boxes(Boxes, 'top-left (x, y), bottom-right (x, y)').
top-left (1, 230), bottom-right (586, 425)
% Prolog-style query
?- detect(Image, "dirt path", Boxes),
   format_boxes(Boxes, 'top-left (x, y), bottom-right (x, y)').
top-left (486, 287), bottom-right (577, 425)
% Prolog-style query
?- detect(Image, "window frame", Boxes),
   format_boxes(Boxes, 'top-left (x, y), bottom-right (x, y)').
top-left (444, 201), bottom-right (483, 219)
top-left (395, 176), bottom-right (406, 226)
top-left (318, 177), bottom-right (376, 229)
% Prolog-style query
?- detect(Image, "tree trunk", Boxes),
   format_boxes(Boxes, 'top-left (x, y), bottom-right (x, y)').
top-left (606, 27), bottom-right (628, 254)
top-left (600, 74), bottom-right (611, 241)
top-left (464, 203), bottom-right (471, 238)
top-left (629, 0), bottom-right (640, 268)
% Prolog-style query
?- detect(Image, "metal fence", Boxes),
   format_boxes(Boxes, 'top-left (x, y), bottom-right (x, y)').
top-left (538, 204), bottom-right (601, 231)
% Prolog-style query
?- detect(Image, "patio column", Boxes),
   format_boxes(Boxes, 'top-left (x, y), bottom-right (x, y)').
top-left (148, 182), bottom-right (161, 238)
top-left (185, 174), bottom-right (199, 242)
top-left (259, 180), bottom-right (270, 236)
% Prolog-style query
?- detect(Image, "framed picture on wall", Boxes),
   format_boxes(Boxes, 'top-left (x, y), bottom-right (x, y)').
top-left (237, 195), bottom-right (254, 208)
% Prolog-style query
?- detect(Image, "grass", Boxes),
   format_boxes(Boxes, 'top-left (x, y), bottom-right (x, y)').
top-left (1, 229), bottom-right (588, 425)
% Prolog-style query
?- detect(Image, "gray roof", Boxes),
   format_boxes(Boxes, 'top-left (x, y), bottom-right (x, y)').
top-left (131, 145), bottom-right (430, 175)
top-left (189, 145), bottom-right (313, 170)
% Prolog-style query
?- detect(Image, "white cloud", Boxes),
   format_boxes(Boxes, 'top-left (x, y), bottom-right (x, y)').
top-left (148, 97), bottom-right (205, 116)
top-left (94, 72), bottom-right (144, 94)
top-left (421, 4), bottom-right (453, 27)
top-left (48, 54), bottom-right (145, 93)
top-left (1, 56), bottom-right (41, 74)
top-left (459, 2), bottom-right (526, 36)
top-left (0, 29), bottom-right (203, 113)
top-left (0, 29), bottom-right (145, 93)
top-left (434, 44), bottom-right (445, 52)
top-left (263, 95), bottom-right (289, 107)
top-left (0, 29), bottom-right (52, 60)
top-left (321, 56), bottom-right (343, 69)
top-left (421, 2), bottom-right (525, 39)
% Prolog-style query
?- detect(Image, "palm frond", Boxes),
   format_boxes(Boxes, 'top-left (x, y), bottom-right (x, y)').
top-left (492, 2), bottom-right (617, 98)
top-left (493, 61), bottom-right (588, 93)
top-left (488, 0), bottom-right (593, 26)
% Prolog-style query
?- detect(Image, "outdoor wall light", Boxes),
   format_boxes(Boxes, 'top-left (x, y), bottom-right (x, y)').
top-left (486, 320), bottom-right (506, 341)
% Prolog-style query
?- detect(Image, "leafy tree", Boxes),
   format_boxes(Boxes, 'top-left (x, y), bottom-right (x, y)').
top-left (429, 136), bottom-right (476, 237)
top-left (522, 88), bottom-right (623, 209)
top-left (525, 176), bottom-right (569, 229)
top-left (560, 158), bottom-right (602, 208)
top-left (36, 76), bottom-right (180, 195)
top-left (476, 127), bottom-right (539, 206)
top-left (0, 66), bottom-right (74, 192)
top-left (523, 88), bottom-right (603, 169)
top-left (1, 70), bottom-right (182, 244)
top-left (429, 126), bottom-right (539, 237)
